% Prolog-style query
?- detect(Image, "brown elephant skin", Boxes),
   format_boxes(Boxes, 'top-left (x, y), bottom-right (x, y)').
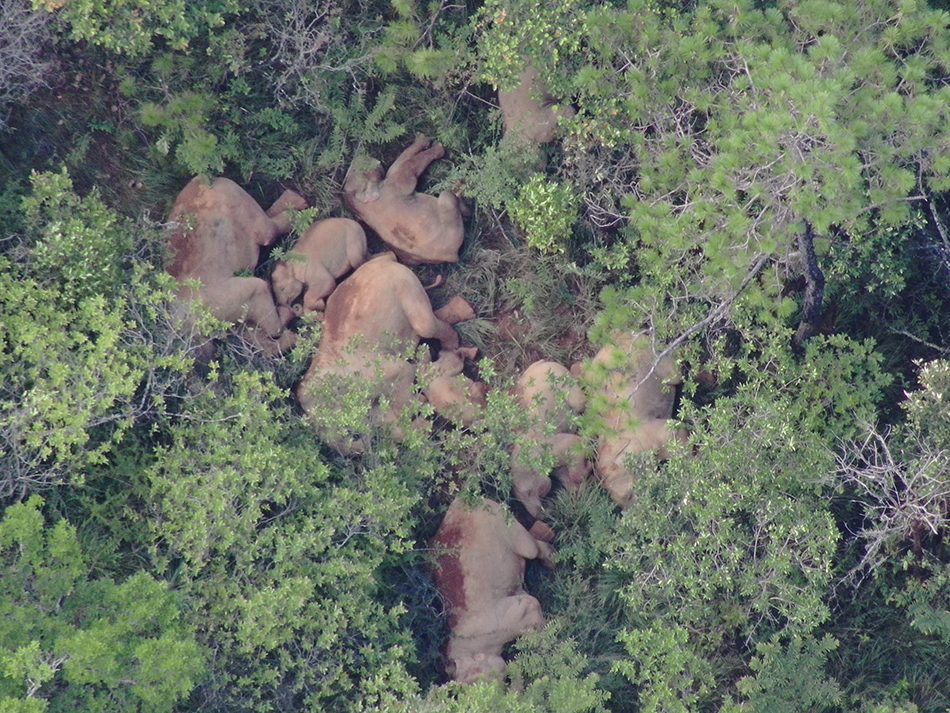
top-left (585, 332), bottom-right (684, 506)
top-left (431, 498), bottom-right (553, 684)
top-left (510, 360), bottom-right (589, 517)
top-left (420, 350), bottom-right (487, 427)
top-left (270, 218), bottom-right (367, 315)
top-left (499, 66), bottom-right (575, 145)
top-left (296, 253), bottom-right (463, 453)
top-left (167, 176), bottom-right (306, 354)
top-left (343, 134), bottom-right (466, 265)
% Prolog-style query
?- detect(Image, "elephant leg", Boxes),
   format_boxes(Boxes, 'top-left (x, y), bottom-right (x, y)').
top-left (208, 276), bottom-right (291, 338)
top-left (401, 282), bottom-right (461, 351)
top-left (433, 296), bottom-right (475, 325)
top-left (301, 268), bottom-right (335, 313)
top-left (265, 189), bottom-right (307, 235)
top-left (387, 136), bottom-right (445, 194)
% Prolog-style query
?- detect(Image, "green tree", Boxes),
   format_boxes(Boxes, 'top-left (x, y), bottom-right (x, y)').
top-left (0, 496), bottom-right (204, 712)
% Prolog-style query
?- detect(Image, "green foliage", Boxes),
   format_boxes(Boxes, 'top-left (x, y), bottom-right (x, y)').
top-left (726, 635), bottom-right (842, 713)
top-left (0, 496), bottom-right (204, 712)
top-left (469, 0), bottom-right (950, 346)
top-left (598, 333), bottom-right (888, 710)
top-left (508, 174), bottom-right (580, 255)
top-left (835, 359), bottom-right (950, 575)
top-left (1, 169), bottom-right (190, 499)
top-left (145, 369), bottom-right (421, 710)
top-left (21, 168), bottom-right (132, 301)
top-left (35, 0), bottom-right (241, 57)
top-left (474, 0), bottom-right (585, 90)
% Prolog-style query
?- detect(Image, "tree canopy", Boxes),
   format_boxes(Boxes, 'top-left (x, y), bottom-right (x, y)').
top-left (2, 0), bottom-right (950, 710)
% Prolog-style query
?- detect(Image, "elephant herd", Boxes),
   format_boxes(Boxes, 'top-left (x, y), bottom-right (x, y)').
top-left (164, 74), bottom-right (685, 686)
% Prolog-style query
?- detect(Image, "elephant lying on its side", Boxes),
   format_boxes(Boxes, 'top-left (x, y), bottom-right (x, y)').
top-left (296, 253), bottom-right (469, 453)
top-left (270, 218), bottom-right (367, 315)
top-left (498, 65), bottom-right (575, 145)
top-left (584, 332), bottom-right (686, 506)
top-left (343, 134), bottom-right (467, 265)
top-left (430, 498), bottom-right (553, 684)
top-left (167, 176), bottom-right (306, 355)
top-left (510, 360), bottom-right (590, 518)
top-left (420, 349), bottom-right (488, 427)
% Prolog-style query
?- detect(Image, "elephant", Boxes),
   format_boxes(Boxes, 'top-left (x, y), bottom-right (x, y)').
top-left (166, 176), bottom-right (306, 355)
top-left (510, 360), bottom-right (590, 518)
top-left (420, 349), bottom-right (488, 427)
top-left (343, 134), bottom-right (467, 265)
top-left (296, 252), bottom-right (471, 453)
top-left (498, 65), bottom-right (575, 145)
top-left (430, 497), bottom-right (553, 684)
top-left (583, 332), bottom-right (685, 506)
top-left (270, 217), bottom-right (367, 315)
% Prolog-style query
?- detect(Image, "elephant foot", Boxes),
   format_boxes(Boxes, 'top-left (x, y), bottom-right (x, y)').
top-left (528, 519), bottom-right (555, 543)
top-left (267, 189), bottom-right (308, 216)
top-left (434, 296), bottom-right (475, 325)
top-left (266, 190), bottom-right (308, 233)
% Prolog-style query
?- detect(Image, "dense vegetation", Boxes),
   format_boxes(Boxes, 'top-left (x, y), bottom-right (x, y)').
top-left (2, 0), bottom-right (950, 710)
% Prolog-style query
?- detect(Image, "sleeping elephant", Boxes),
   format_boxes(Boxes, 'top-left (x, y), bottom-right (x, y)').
top-left (420, 349), bottom-right (488, 427)
top-left (343, 134), bottom-right (467, 265)
top-left (166, 176), bottom-right (306, 355)
top-left (510, 360), bottom-right (590, 517)
top-left (430, 497), bottom-right (553, 684)
top-left (270, 217), bottom-right (367, 315)
top-left (499, 65), bottom-right (575, 145)
top-left (296, 252), bottom-right (469, 453)
top-left (583, 332), bottom-right (686, 506)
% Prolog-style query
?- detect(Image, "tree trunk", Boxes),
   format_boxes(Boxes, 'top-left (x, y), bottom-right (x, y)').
top-left (792, 221), bottom-right (825, 352)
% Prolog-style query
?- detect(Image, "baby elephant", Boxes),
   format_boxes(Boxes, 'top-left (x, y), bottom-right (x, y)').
top-left (420, 349), bottom-right (488, 427)
top-left (510, 360), bottom-right (589, 518)
top-left (431, 498), bottom-right (553, 684)
top-left (270, 218), bottom-right (367, 315)
top-left (343, 134), bottom-right (467, 265)
top-left (167, 176), bottom-right (306, 355)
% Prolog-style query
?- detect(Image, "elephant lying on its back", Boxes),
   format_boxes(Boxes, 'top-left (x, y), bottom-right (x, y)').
top-left (343, 134), bottom-right (467, 265)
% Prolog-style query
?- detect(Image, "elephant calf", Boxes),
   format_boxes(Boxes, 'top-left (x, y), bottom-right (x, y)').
top-left (430, 498), bottom-right (553, 684)
top-left (343, 134), bottom-right (467, 265)
top-left (270, 217), bottom-right (367, 316)
top-left (584, 332), bottom-right (686, 506)
top-left (510, 360), bottom-right (590, 518)
top-left (167, 176), bottom-right (306, 355)
top-left (296, 252), bottom-right (469, 453)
